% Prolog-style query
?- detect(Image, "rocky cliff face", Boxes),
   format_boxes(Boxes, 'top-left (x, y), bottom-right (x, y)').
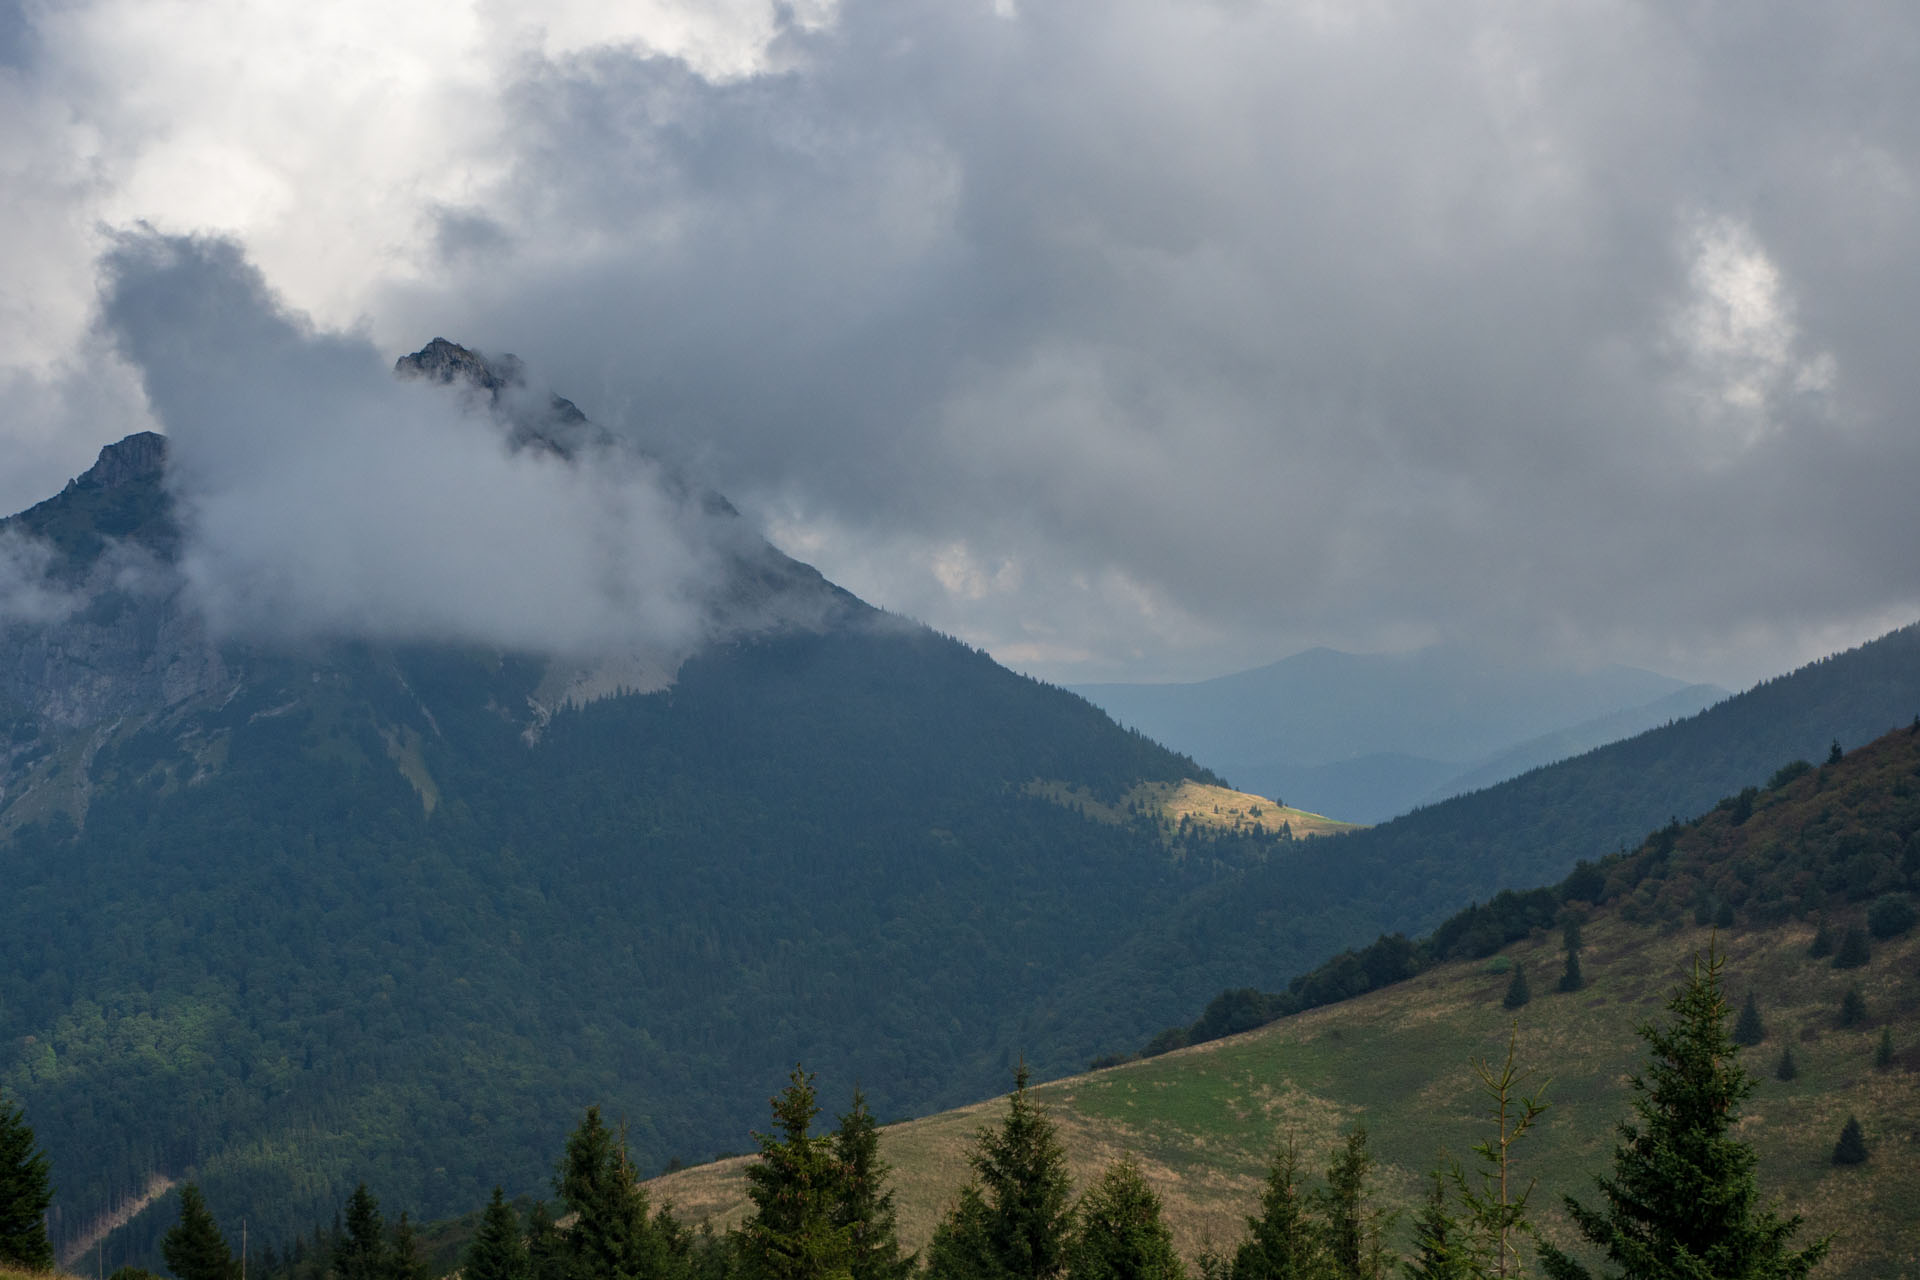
top-left (69, 430), bottom-right (169, 491)
top-left (1, 433), bottom-right (226, 732)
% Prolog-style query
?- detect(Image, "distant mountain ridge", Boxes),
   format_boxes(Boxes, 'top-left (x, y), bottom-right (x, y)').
top-left (1074, 645), bottom-right (1728, 822)
top-left (1419, 680), bottom-right (1729, 805)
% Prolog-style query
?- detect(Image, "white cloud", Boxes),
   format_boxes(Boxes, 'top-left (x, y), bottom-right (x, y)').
top-left (0, 529), bottom-right (82, 625)
top-left (100, 232), bottom-right (748, 657)
top-left (1666, 216), bottom-right (1837, 459)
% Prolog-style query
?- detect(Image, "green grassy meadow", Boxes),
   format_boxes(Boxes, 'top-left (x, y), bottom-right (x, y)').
top-left (652, 916), bottom-right (1920, 1277)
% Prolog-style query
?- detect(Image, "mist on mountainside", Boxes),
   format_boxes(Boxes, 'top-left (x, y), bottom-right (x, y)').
top-left (38, 230), bottom-right (838, 661)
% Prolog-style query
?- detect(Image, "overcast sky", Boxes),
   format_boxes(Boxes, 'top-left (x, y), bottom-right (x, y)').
top-left (3, 0), bottom-right (1917, 688)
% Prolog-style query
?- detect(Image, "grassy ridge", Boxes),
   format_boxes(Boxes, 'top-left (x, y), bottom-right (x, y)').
top-left (1026, 778), bottom-right (1364, 841)
top-left (653, 918), bottom-right (1917, 1278)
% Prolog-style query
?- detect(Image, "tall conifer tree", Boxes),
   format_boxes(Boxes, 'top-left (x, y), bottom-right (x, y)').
top-left (1229, 1139), bottom-right (1323, 1280)
top-left (0, 1090), bottom-right (54, 1271)
top-left (467, 1188), bottom-right (531, 1280)
top-left (1064, 1159), bottom-right (1185, 1280)
top-left (1538, 947), bottom-right (1828, 1280)
top-left (1315, 1128), bottom-right (1390, 1280)
top-left (833, 1090), bottom-right (911, 1280)
top-left (387, 1213), bottom-right (426, 1280)
top-left (1402, 1169), bottom-right (1470, 1280)
top-left (559, 1107), bottom-right (675, 1280)
top-left (927, 1065), bottom-right (1073, 1280)
top-left (163, 1186), bottom-right (239, 1280)
top-left (1457, 1028), bottom-right (1546, 1280)
top-left (927, 1186), bottom-right (998, 1280)
top-left (526, 1200), bottom-right (569, 1280)
top-left (334, 1184), bottom-right (387, 1280)
top-left (738, 1067), bottom-right (853, 1280)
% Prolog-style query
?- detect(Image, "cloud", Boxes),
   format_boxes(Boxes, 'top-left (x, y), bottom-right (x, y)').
top-left (6, 0), bottom-right (1920, 685)
top-left (358, 0), bottom-right (1920, 684)
top-left (0, 529), bottom-right (84, 625)
top-left (98, 231), bottom-right (736, 657)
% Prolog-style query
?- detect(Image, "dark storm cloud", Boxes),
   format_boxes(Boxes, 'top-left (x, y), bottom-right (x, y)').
top-left (373, 0), bottom-right (1920, 683)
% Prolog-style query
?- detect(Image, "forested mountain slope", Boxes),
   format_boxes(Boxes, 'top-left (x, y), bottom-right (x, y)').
top-left (1063, 620), bottom-right (1920, 1032)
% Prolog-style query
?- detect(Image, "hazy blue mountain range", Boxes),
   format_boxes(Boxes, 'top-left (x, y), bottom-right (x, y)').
top-left (1074, 646), bottom-right (1728, 822)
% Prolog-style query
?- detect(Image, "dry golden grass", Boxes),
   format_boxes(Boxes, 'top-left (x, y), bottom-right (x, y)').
top-left (649, 917), bottom-right (1920, 1278)
top-left (1024, 778), bottom-right (1362, 842)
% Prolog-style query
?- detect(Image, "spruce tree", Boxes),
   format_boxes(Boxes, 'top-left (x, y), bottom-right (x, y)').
top-left (688, 1221), bottom-right (740, 1280)
top-left (467, 1188), bottom-right (531, 1280)
top-left (1773, 1044), bottom-right (1798, 1083)
top-left (1830, 1116), bottom-right (1867, 1167)
top-left (1875, 1028), bottom-right (1895, 1071)
top-left (1838, 984), bottom-right (1867, 1028)
top-left (1315, 1127), bottom-right (1390, 1280)
top-left (526, 1200), bottom-right (569, 1280)
top-left (1228, 1139), bottom-right (1324, 1280)
top-left (1502, 966), bottom-right (1530, 1011)
top-left (1832, 925), bottom-right (1870, 970)
top-left (927, 1064), bottom-right (1073, 1280)
top-left (559, 1106), bottom-right (675, 1280)
top-left (1538, 946), bottom-right (1829, 1280)
top-left (1731, 994), bottom-right (1765, 1047)
top-left (335, 1184), bottom-right (387, 1280)
top-left (833, 1090), bottom-right (911, 1280)
top-left (388, 1213), bottom-right (426, 1280)
top-left (163, 1185), bottom-right (239, 1280)
top-left (1064, 1159), bottom-right (1185, 1280)
top-left (1457, 1028), bottom-right (1546, 1280)
top-left (0, 1089), bottom-right (54, 1271)
top-left (1557, 949), bottom-right (1584, 996)
top-left (1402, 1168), bottom-right (1470, 1280)
top-left (1807, 921), bottom-right (1833, 959)
top-left (738, 1067), bottom-right (854, 1280)
top-left (927, 1186), bottom-right (997, 1280)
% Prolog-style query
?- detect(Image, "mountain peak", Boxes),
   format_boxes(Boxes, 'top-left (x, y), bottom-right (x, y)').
top-left (68, 431), bottom-right (168, 492)
top-left (394, 336), bottom-right (518, 394)
top-left (394, 337), bottom-right (597, 457)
